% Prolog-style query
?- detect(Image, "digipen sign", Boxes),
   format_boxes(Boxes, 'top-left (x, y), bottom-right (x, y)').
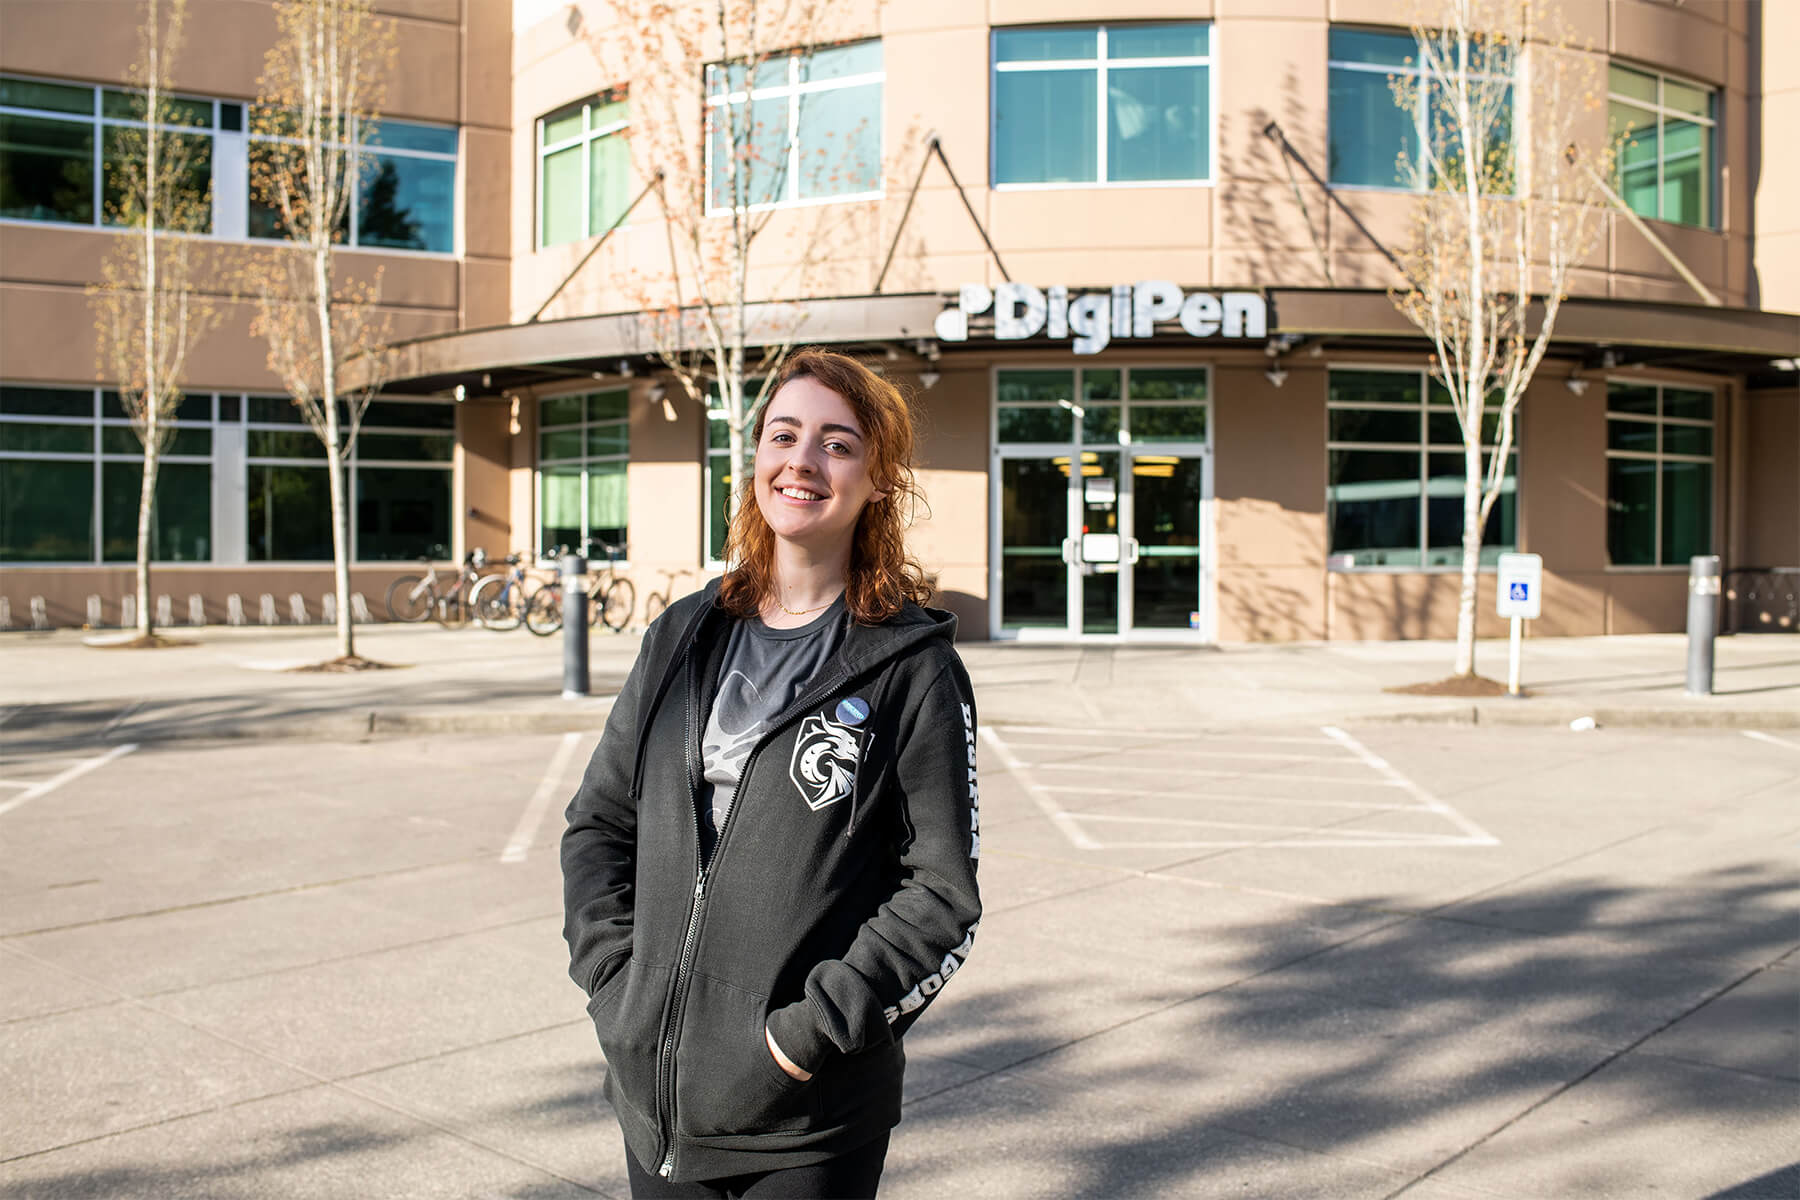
top-left (933, 281), bottom-right (1268, 355)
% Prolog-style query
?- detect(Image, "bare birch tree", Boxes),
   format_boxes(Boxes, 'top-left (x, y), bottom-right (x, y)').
top-left (247, 0), bottom-right (395, 664)
top-left (1390, 0), bottom-right (1609, 678)
top-left (581, 0), bottom-right (880, 523)
top-left (91, 0), bottom-right (218, 643)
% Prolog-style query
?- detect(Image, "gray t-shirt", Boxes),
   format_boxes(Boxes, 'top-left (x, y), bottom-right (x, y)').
top-left (700, 598), bottom-right (847, 856)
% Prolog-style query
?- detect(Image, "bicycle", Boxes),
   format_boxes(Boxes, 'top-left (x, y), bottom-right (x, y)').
top-left (641, 566), bottom-right (695, 626)
top-left (469, 552), bottom-right (557, 631)
top-left (584, 539), bottom-right (635, 632)
top-left (523, 540), bottom-right (635, 636)
top-left (385, 549), bottom-right (488, 626)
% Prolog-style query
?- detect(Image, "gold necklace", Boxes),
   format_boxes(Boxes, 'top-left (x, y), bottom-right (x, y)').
top-left (777, 593), bottom-right (839, 617)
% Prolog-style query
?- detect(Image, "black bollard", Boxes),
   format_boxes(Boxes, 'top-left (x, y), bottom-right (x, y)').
top-left (562, 553), bottom-right (589, 698)
top-left (1685, 554), bottom-right (1721, 697)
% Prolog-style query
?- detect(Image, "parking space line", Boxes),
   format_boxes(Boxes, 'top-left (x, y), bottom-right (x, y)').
top-left (501, 732), bottom-right (585, 864)
top-left (979, 726), bottom-right (1102, 849)
top-left (1029, 762), bottom-right (1406, 787)
top-left (1076, 811), bottom-right (1468, 840)
top-left (99, 698), bottom-right (144, 738)
top-left (1320, 726), bottom-right (1498, 846)
top-left (1743, 730), bottom-right (1800, 752)
top-left (1038, 783), bottom-right (1432, 811)
top-left (993, 724), bottom-right (1335, 745)
top-left (0, 743), bottom-right (137, 818)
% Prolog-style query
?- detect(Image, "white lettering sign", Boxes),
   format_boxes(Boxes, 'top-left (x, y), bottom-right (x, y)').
top-left (935, 280), bottom-right (1268, 354)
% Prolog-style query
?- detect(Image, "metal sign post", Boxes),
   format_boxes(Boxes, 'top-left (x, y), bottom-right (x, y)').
top-left (1495, 554), bottom-right (1544, 697)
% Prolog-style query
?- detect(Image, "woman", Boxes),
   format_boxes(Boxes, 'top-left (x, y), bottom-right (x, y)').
top-left (561, 348), bottom-right (982, 1198)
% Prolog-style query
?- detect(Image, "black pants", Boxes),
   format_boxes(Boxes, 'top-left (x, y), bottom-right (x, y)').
top-left (623, 1132), bottom-right (890, 1199)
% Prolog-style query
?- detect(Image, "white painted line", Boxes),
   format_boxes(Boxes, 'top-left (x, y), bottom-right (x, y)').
top-left (1028, 761), bottom-right (1405, 787)
top-left (1321, 726), bottom-right (1499, 846)
top-left (994, 724), bottom-right (1334, 745)
top-left (501, 732), bottom-right (585, 863)
top-left (0, 707), bottom-right (17, 730)
top-left (979, 726), bottom-right (1101, 850)
top-left (1066, 837), bottom-right (1486, 850)
top-left (1038, 783), bottom-right (1432, 812)
top-left (100, 699), bottom-right (144, 738)
top-left (1072, 811), bottom-right (1473, 841)
top-left (0, 744), bottom-right (138, 818)
top-left (1743, 730), bottom-right (1800, 752)
top-left (1023, 746), bottom-right (1343, 763)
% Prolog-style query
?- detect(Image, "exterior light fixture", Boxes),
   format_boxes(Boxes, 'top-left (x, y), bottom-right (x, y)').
top-left (1264, 367), bottom-right (1288, 388)
top-left (1564, 368), bottom-right (1590, 396)
top-left (616, 359), bottom-right (634, 377)
top-left (452, 384), bottom-right (466, 403)
top-left (918, 369), bottom-right (940, 390)
top-left (647, 382), bottom-right (666, 403)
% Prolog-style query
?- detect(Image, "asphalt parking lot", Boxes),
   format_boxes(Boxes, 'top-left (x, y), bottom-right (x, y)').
top-left (1, 719), bottom-right (1796, 1198)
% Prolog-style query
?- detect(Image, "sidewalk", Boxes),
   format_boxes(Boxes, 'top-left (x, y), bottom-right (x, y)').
top-left (3, 621), bottom-right (1797, 746)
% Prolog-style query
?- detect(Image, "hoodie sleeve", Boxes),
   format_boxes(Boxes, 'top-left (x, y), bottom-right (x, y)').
top-left (560, 626), bottom-right (659, 996)
top-left (766, 657), bottom-right (982, 1070)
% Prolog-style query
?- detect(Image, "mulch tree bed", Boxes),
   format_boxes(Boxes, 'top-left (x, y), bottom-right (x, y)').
top-left (285, 656), bottom-right (402, 673)
top-left (1384, 674), bottom-right (1520, 698)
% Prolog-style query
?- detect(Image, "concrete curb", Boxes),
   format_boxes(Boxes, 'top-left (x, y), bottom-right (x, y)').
top-left (1358, 701), bottom-right (1800, 730)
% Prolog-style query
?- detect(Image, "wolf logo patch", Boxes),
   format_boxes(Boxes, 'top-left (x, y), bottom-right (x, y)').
top-left (790, 710), bottom-right (866, 811)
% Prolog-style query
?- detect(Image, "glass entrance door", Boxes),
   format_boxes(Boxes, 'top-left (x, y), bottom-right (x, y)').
top-left (996, 445), bottom-right (1209, 639)
top-left (994, 368), bottom-right (1211, 640)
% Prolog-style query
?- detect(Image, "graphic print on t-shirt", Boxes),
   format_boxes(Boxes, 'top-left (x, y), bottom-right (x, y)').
top-left (702, 669), bottom-right (767, 835)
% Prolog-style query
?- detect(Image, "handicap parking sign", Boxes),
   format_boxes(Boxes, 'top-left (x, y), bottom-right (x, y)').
top-left (1496, 554), bottom-right (1543, 619)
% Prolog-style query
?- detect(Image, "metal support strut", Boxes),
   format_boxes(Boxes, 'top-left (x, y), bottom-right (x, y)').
top-left (874, 133), bottom-right (1011, 293)
top-left (531, 171), bottom-right (667, 324)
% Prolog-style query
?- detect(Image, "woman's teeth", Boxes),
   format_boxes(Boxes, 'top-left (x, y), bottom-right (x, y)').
top-left (778, 486), bottom-right (823, 501)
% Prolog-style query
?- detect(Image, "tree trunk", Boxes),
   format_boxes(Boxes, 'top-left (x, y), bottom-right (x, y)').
top-left (315, 244), bottom-right (354, 660)
top-left (1453, 436), bottom-right (1482, 676)
top-left (136, 435), bottom-right (158, 638)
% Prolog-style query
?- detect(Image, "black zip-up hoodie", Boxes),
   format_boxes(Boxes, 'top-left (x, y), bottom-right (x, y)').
top-left (561, 581), bottom-right (981, 1183)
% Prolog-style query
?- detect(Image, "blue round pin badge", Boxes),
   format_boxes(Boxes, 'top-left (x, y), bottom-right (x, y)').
top-left (835, 697), bottom-right (870, 726)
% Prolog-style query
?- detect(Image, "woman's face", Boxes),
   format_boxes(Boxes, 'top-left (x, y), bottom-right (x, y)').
top-left (753, 375), bottom-right (885, 556)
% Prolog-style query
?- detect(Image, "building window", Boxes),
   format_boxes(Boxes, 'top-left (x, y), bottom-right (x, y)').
top-left (705, 40), bottom-right (882, 211)
top-left (243, 395), bottom-right (453, 562)
top-left (1605, 382), bottom-right (1713, 567)
top-left (0, 384), bottom-right (213, 563)
top-left (706, 409), bottom-right (732, 565)
top-left (249, 116), bottom-right (458, 253)
top-left (1609, 64), bottom-right (1715, 229)
top-left (538, 389), bottom-right (629, 556)
top-left (1326, 27), bottom-right (1512, 190)
top-left (1326, 368), bottom-right (1517, 569)
top-left (993, 24), bottom-right (1211, 187)
top-left (538, 91), bottom-right (628, 248)
top-left (0, 74), bottom-right (222, 230)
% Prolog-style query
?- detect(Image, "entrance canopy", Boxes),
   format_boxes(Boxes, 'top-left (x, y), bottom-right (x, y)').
top-left (357, 288), bottom-right (1800, 397)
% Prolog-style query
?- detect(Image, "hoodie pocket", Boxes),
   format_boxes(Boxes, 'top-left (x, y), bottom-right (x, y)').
top-left (674, 973), bottom-right (817, 1138)
top-left (588, 959), bottom-right (670, 1123)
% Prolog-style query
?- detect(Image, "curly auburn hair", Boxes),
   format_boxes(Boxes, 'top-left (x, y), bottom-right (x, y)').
top-left (717, 348), bottom-right (934, 625)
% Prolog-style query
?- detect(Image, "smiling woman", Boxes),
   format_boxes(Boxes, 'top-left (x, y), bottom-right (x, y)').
top-left (561, 348), bottom-right (981, 1197)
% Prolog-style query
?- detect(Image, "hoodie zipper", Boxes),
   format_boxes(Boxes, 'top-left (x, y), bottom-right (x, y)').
top-left (651, 662), bottom-right (855, 1179)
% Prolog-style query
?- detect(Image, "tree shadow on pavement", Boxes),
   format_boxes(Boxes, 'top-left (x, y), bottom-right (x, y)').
top-left (888, 863), bottom-right (1798, 1198)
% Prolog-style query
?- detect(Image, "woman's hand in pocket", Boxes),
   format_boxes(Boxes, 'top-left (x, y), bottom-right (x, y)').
top-left (765, 1025), bottom-right (813, 1082)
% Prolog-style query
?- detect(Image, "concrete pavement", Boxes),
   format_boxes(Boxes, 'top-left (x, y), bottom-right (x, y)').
top-left (2, 621), bottom-right (1798, 748)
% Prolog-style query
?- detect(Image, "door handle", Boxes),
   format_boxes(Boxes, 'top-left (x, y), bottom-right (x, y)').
top-left (1061, 538), bottom-right (1076, 564)
top-left (1125, 538), bottom-right (1141, 565)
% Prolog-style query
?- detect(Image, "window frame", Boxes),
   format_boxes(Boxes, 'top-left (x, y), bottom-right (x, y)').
top-left (242, 393), bottom-right (455, 564)
top-left (536, 89), bottom-right (629, 250)
top-left (1603, 379), bottom-right (1716, 570)
top-left (0, 383), bottom-right (215, 565)
top-left (0, 73), bottom-right (231, 232)
top-left (248, 113), bottom-right (460, 256)
top-left (1324, 364), bottom-right (1521, 572)
top-left (534, 387), bottom-right (631, 562)
top-left (1, 73), bottom-right (461, 255)
top-left (1325, 26), bottom-right (1515, 194)
top-left (989, 23), bottom-right (1216, 191)
top-left (1607, 61), bottom-right (1718, 230)
top-left (702, 41), bottom-right (885, 216)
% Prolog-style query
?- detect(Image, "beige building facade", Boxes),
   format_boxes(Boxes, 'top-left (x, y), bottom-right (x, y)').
top-left (3, 0), bottom-right (1796, 643)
